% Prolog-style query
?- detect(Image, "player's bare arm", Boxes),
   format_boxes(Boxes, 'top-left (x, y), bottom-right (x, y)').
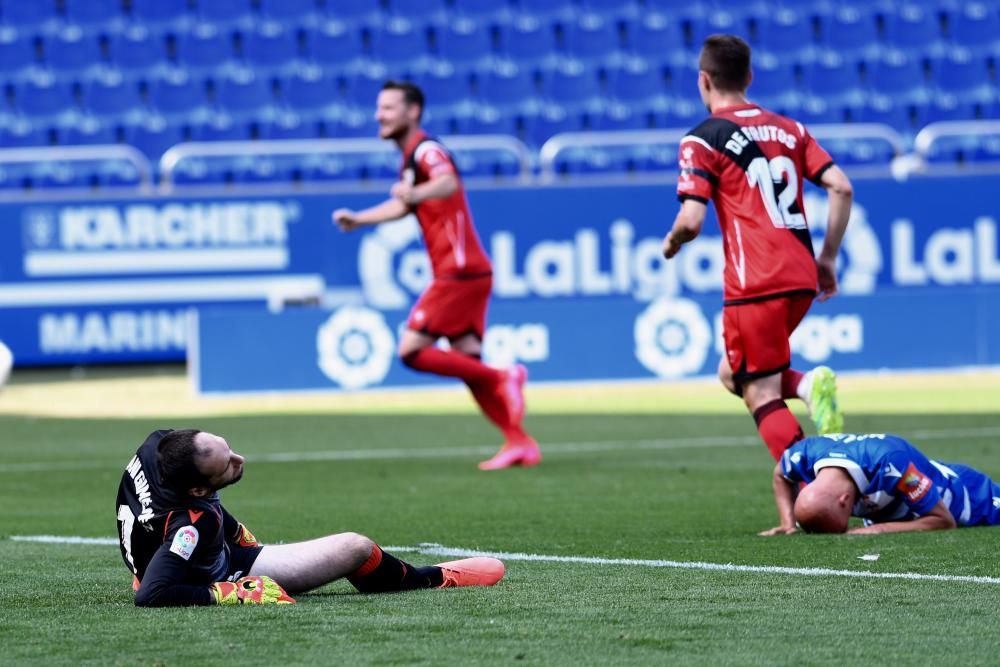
top-left (759, 464), bottom-right (799, 536)
top-left (391, 172), bottom-right (458, 206)
top-left (333, 198), bottom-right (411, 231)
top-left (663, 199), bottom-right (708, 259)
top-left (847, 500), bottom-right (957, 535)
top-left (815, 165), bottom-right (853, 301)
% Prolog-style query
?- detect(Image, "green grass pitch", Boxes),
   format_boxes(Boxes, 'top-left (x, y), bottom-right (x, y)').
top-left (2, 368), bottom-right (1000, 666)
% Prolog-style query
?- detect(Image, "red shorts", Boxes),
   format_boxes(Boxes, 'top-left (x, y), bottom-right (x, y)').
top-left (407, 274), bottom-right (492, 340)
top-left (722, 292), bottom-right (814, 383)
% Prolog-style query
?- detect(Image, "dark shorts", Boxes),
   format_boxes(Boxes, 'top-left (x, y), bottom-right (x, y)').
top-left (723, 292), bottom-right (814, 384)
top-left (407, 274), bottom-right (492, 340)
top-left (225, 545), bottom-right (263, 581)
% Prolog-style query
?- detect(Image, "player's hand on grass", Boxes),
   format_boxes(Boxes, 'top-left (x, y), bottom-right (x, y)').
top-left (758, 525), bottom-right (799, 536)
top-left (333, 209), bottom-right (359, 231)
top-left (211, 576), bottom-right (296, 605)
top-left (816, 256), bottom-right (838, 301)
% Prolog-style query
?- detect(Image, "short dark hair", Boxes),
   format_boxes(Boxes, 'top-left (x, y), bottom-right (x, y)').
top-left (699, 34), bottom-right (752, 92)
top-left (381, 79), bottom-right (425, 118)
top-left (157, 429), bottom-right (209, 494)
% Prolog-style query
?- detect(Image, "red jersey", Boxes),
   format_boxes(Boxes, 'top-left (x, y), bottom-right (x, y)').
top-left (401, 131), bottom-right (492, 279)
top-left (676, 103), bottom-right (834, 303)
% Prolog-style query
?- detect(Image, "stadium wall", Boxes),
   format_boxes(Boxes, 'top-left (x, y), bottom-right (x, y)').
top-left (0, 175), bottom-right (997, 389)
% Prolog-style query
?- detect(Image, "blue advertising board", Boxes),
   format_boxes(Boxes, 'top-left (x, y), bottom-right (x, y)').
top-left (1, 173), bottom-right (999, 375)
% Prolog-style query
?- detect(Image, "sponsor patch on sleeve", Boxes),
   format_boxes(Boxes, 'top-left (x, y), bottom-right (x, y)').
top-left (169, 525), bottom-right (199, 561)
top-left (896, 463), bottom-right (933, 503)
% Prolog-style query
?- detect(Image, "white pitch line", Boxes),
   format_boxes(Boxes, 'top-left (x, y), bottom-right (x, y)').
top-left (9, 536), bottom-right (1000, 585)
top-left (2, 425), bottom-right (999, 474)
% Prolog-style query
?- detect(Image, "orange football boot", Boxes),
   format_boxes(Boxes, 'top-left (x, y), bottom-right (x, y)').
top-left (478, 438), bottom-right (542, 470)
top-left (436, 557), bottom-right (506, 588)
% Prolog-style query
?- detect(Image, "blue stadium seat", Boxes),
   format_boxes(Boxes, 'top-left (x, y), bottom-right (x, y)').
top-left (122, 115), bottom-right (184, 159)
top-left (15, 72), bottom-right (75, 118)
top-left (63, 0), bottom-right (124, 31)
top-left (749, 54), bottom-right (799, 105)
top-left (971, 135), bottom-right (1000, 162)
top-left (43, 27), bottom-right (103, 74)
top-left (645, 0), bottom-right (704, 18)
top-left (318, 0), bottom-right (382, 29)
top-left (436, 18), bottom-right (493, 65)
top-left (0, 27), bottom-right (37, 72)
top-left (171, 157), bottom-right (227, 185)
top-left (649, 97), bottom-right (701, 129)
top-left (189, 111), bottom-right (252, 141)
top-left (496, 15), bottom-right (559, 69)
top-left (625, 14), bottom-right (686, 63)
top-left (328, 106), bottom-right (379, 137)
top-left (592, 101), bottom-right (645, 130)
top-left (258, 0), bottom-right (319, 24)
top-left (688, 11), bottom-right (748, 53)
top-left (820, 6), bottom-right (880, 60)
top-left (148, 69), bottom-right (209, 115)
top-left (0, 115), bottom-right (48, 146)
top-left (414, 63), bottom-right (471, 109)
top-left (0, 0), bottom-right (58, 31)
top-left (932, 49), bottom-right (994, 101)
top-left (216, 67), bottom-right (276, 115)
top-left (194, 0), bottom-right (255, 28)
top-left (342, 65), bottom-right (389, 108)
top-left (883, 4), bottom-right (945, 53)
top-left (480, 61), bottom-right (536, 110)
top-left (131, 0), bottom-right (192, 29)
top-left (58, 113), bottom-right (117, 145)
top-left (107, 24), bottom-right (167, 75)
top-left (580, 0), bottom-right (640, 20)
top-left (821, 136), bottom-right (896, 166)
top-left (918, 94), bottom-right (978, 123)
top-left (512, 0), bottom-right (574, 23)
top-left (564, 13), bottom-right (621, 64)
top-left (866, 49), bottom-right (928, 102)
top-left (948, 3), bottom-right (1000, 55)
top-left (303, 22), bottom-right (365, 69)
top-left (609, 57), bottom-right (667, 104)
top-left (754, 8), bottom-right (815, 58)
top-left (854, 95), bottom-right (912, 130)
top-left (522, 103), bottom-right (582, 146)
top-left (803, 51), bottom-right (864, 102)
top-left (30, 161), bottom-right (87, 189)
top-left (388, 0), bottom-right (449, 24)
top-left (241, 22), bottom-right (301, 71)
top-left (369, 19), bottom-right (431, 69)
top-left (542, 60), bottom-right (603, 107)
top-left (300, 153), bottom-right (365, 181)
top-left (453, 105), bottom-right (517, 135)
top-left (452, 0), bottom-right (513, 23)
top-left (554, 146), bottom-right (631, 176)
top-left (282, 64), bottom-right (340, 112)
top-left (258, 109), bottom-right (321, 139)
top-left (797, 95), bottom-right (845, 125)
top-left (175, 24), bottom-right (236, 72)
top-left (231, 155), bottom-right (299, 184)
top-left (81, 69), bottom-right (143, 118)
top-left (95, 159), bottom-right (142, 188)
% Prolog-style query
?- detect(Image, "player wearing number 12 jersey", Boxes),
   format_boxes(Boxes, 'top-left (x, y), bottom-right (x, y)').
top-left (662, 35), bottom-right (855, 461)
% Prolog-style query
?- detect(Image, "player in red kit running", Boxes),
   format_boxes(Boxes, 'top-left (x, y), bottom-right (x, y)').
top-left (662, 35), bottom-right (854, 461)
top-left (333, 81), bottom-right (540, 471)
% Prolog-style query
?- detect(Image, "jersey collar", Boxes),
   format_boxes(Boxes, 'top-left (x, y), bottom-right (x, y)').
top-left (713, 102), bottom-right (760, 115)
top-left (401, 129), bottom-right (429, 158)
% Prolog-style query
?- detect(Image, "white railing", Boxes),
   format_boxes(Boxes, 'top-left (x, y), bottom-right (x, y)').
top-left (0, 145), bottom-right (154, 191)
top-left (913, 119), bottom-right (1000, 157)
top-left (158, 134), bottom-right (534, 192)
top-left (537, 124), bottom-right (906, 180)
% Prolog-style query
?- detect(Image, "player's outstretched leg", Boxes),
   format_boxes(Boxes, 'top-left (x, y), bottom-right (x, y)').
top-left (802, 366), bottom-right (844, 434)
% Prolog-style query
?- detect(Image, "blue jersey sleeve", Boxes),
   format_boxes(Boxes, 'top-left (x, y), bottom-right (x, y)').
top-left (780, 447), bottom-right (813, 484)
top-left (883, 451), bottom-right (943, 517)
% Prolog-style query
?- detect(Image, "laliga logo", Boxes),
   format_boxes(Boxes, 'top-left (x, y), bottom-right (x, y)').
top-left (803, 192), bottom-right (882, 295)
top-left (358, 216), bottom-right (429, 308)
top-left (634, 297), bottom-right (712, 378)
top-left (316, 306), bottom-right (395, 389)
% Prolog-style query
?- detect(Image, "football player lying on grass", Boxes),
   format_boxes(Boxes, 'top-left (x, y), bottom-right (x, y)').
top-left (760, 433), bottom-right (1000, 535)
top-left (117, 429), bottom-right (504, 606)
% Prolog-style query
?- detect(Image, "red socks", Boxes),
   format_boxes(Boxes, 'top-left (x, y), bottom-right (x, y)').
top-left (466, 381), bottom-right (528, 441)
top-left (780, 369), bottom-right (805, 400)
top-left (401, 347), bottom-right (501, 385)
top-left (752, 399), bottom-right (804, 461)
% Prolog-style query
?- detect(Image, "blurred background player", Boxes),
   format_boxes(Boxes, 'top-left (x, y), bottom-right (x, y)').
top-left (662, 35), bottom-right (854, 461)
top-left (117, 428), bottom-right (505, 607)
top-left (333, 81), bottom-right (540, 471)
top-left (0, 340), bottom-right (11, 390)
top-left (761, 432), bottom-right (1000, 535)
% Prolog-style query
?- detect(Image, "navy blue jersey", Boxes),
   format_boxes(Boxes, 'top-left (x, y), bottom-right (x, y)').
top-left (781, 434), bottom-right (1000, 527)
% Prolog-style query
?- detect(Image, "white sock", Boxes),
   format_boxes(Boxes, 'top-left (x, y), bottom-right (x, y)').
top-left (796, 371), bottom-right (812, 404)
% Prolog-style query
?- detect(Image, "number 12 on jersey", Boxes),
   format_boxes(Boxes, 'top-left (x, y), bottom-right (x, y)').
top-left (746, 156), bottom-right (807, 230)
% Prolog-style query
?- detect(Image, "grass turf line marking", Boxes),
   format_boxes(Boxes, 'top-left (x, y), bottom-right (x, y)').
top-left (10, 536), bottom-right (1000, 585)
top-left (2, 425), bottom-right (999, 474)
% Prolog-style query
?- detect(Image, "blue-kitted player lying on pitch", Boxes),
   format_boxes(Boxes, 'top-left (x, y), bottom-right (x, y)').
top-left (761, 433), bottom-right (1000, 535)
